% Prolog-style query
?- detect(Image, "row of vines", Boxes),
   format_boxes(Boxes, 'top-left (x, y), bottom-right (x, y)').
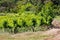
top-left (0, 2), bottom-right (54, 33)
top-left (0, 13), bottom-right (53, 33)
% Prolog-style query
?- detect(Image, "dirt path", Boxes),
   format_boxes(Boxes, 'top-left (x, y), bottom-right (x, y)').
top-left (0, 28), bottom-right (60, 40)
top-left (11, 28), bottom-right (60, 40)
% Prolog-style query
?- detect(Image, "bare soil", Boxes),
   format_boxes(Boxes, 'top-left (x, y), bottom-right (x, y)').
top-left (44, 28), bottom-right (60, 40)
top-left (0, 28), bottom-right (60, 40)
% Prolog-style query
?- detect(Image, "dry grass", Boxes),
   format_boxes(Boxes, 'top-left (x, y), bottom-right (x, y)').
top-left (0, 31), bottom-right (53, 40)
top-left (2, 28), bottom-right (60, 40)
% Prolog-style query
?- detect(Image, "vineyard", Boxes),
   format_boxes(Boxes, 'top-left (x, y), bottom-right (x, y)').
top-left (0, 1), bottom-right (55, 33)
top-left (0, 0), bottom-right (60, 40)
top-left (0, 0), bottom-right (60, 34)
top-left (0, 13), bottom-right (49, 33)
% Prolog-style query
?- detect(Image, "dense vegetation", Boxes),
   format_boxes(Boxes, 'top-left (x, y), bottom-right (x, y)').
top-left (0, 0), bottom-right (60, 33)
